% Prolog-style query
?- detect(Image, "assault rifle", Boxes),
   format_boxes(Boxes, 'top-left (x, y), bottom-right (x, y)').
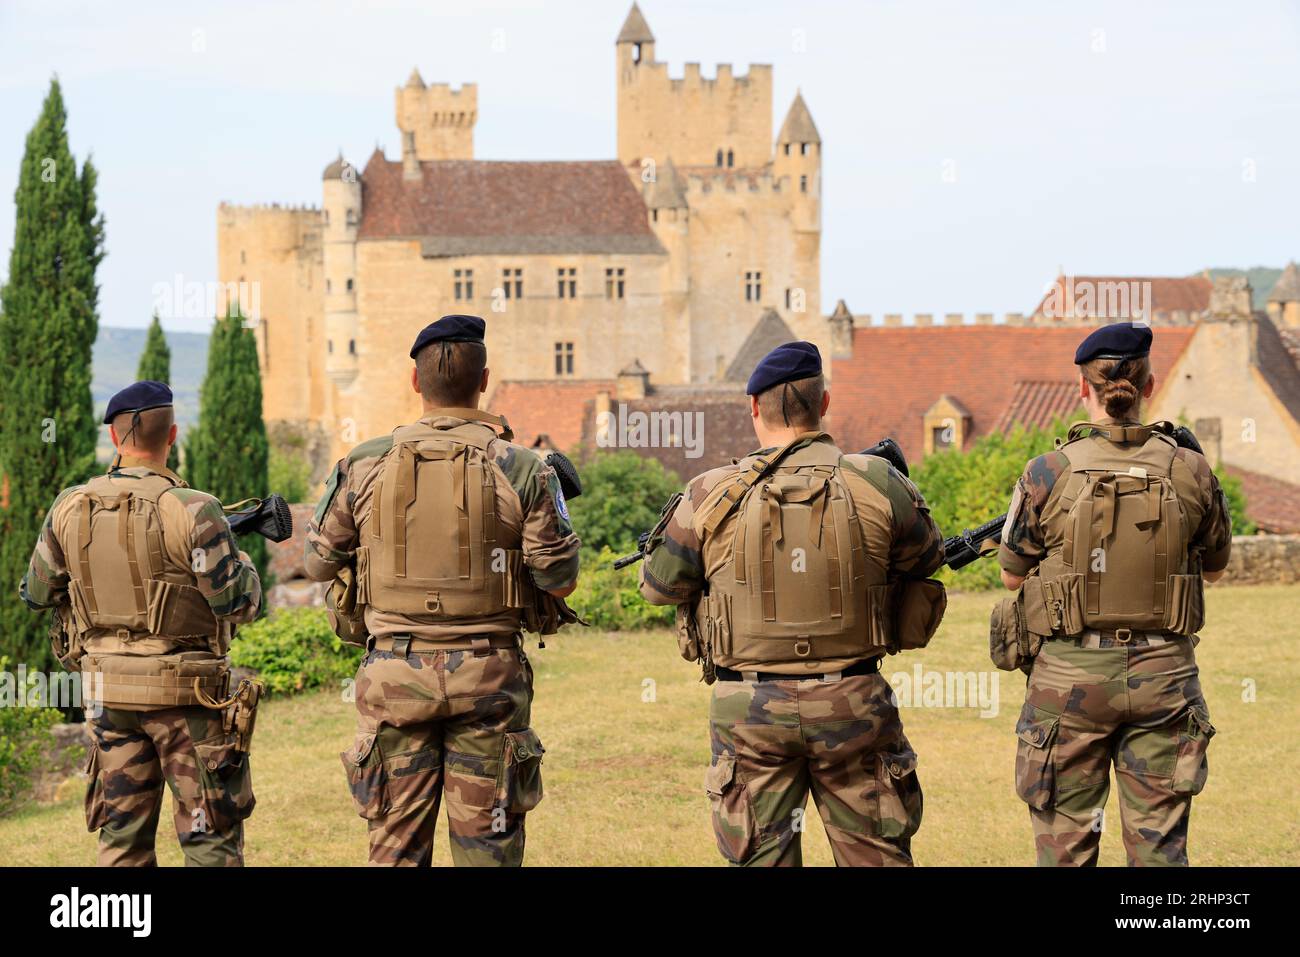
top-left (611, 437), bottom-right (910, 570)
top-left (224, 495), bottom-right (294, 543)
top-left (940, 422), bottom-right (1206, 571)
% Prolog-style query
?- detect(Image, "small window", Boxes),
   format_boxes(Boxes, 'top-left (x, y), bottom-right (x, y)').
top-left (716, 149), bottom-right (723, 167)
top-left (554, 341), bottom-right (574, 376)
top-left (454, 268), bottom-right (474, 301)
top-left (346, 278), bottom-right (354, 292)
top-left (800, 174), bottom-right (807, 193)
top-left (328, 339), bottom-right (334, 354)
top-left (557, 267), bottom-right (577, 299)
top-left (346, 208), bottom-right (357, 227)
top-left (348, 339), bottom-right (356, 355)
top-left (503, 268), bottom-right (523, 299)
top-left (932, 426), bottom-right (954, 452)
top-left (726, 149), bottom-right (734, 168)
top-left (800, 142), bottom-right (809, 156)
top-left (326, 278), bottom-right (332, 293)
top-left (651, 208), bottom-right (658, 223)
top-left (745, 271), bottom-right (762, 302)
top-left (633, 42), bottom-right (642, 64)
top-left (605, 267), bottom-right (625, 300)
top-left (784, 288), bottom-right (791, 309)
top-left (783, 143), bottom-right (791, 156)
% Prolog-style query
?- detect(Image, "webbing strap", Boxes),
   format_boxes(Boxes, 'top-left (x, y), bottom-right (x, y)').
top-left (457, 452), bottom-right (471, 580)
top-left (732, 508), bottom-right (748, 584)
top-left (699, 433), bottom-right (827, 536)
top-left (121, 497), bottom-right (147, 618)
top-left (1152, 492), bottom-right (1175, 616)
top-left (77, 496), bottom-right (99, 616)
top-left (480, 453), bottom-right (496, 590)
top-left (391, 445), bottom-right (418, 578)
top-left (759, 489), bottom-right (777, 622)
top-left (823, 492), bottom-right (844, 621)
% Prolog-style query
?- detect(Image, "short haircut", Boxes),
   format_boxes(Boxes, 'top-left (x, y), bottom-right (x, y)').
top-left (755, 373), bottom-right (825, 431)
top-left (111, 406), bottom-right (174, 454)
top-left (415, 340), bottom-right (488, 407)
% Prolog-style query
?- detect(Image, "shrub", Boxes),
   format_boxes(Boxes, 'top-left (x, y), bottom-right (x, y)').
top-left (269, 446), bottom-right (313, 505)
top-left (0, 657), bottom-right (63, 815)
top-left (229, 608), bottom-right (363, 695)
top-left (1216, 468), bottom-right (1256, 536)
top-left (570, 450), bottom-right (681, 555)
top-left (567, 547), bottom-right (675, 631)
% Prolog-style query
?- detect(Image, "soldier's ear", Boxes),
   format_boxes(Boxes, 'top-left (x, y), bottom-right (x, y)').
top-left (167, 423), bottom-right (178, 448)
top-left (411, 365), bottom-right (420, 395)
top-left (480, 367), bottom-right (490, 395)
top-left (1078, 373), bottom-right (1091, 400)
top-left (820, 388), bottom-right (831, 417)
top-left (749, 395), bottom-right (761, 420)
top-left (109, 423), bottom-right (120, 448)
top-left (1142, 373), bottom-right (1156, 398)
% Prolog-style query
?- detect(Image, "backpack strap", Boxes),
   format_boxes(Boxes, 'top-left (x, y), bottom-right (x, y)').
top-left (698, 432), bottom-right (828, 537)
top-left (423, 407), bottom-right (515, 442)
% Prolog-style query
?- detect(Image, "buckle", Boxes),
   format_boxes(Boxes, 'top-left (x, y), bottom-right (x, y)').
top-left (793, 640), bottom-right (811, 658)
top-left (392, 635), bottom-right (411, 658)
top-left (1114, 628), bottom-right (1133, 644)
top-left (425, 594), bottom-right (442, 613)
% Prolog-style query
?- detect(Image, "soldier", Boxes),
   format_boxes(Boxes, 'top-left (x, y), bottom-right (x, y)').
top-left (998, 322), bottom-right (1233, 866)
top-left (638, 342), bottom-right (946, 866)
top-left (304, 314), bottom-right (581, 867)
top-left (21, 380), bottom-right (263, 866)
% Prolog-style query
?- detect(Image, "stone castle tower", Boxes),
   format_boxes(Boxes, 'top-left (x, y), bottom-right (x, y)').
top-left (218, 3), bottom-right (823, 470)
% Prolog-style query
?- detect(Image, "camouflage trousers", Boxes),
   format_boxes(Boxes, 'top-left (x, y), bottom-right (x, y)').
top-left (342, 644), bottom-right (544, 866)
top-left (706, 670), bottom-right (922, 867)
top-left (85, 706), bottom-right (254, 867)
top-left (1015, 637), bottom-right (1215, 867)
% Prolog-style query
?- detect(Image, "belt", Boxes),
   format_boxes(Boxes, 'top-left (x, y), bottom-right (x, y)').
top-left (1072, 629), bottom-right (1180, 650)
top-left (715, 657), bottom-right (881, 683)
top-left (367, 633), bottom-right (520, 657)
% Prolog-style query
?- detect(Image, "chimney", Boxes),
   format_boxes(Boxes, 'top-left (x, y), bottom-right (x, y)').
top-left (1194, 417), bottom-right (1223, 469)
top-left (402, 130), bottom-right (420, 181)
top-left (617, 359), bottom-right (650, 401)
top-left (828, 299), bottom-right (855, 359)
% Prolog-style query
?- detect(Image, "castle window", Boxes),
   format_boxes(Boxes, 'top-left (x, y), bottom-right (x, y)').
top-left (605, 267), bottom-right (625, 300)
top-left (800, 175), bottom-right (808, 193)
top-left (745, 271), bottom-right (762, 302)
top-left (785, 288), bottom-right (791, 309)
top-left (554, 342), bottom-right (574, 376)
top-left (726, 149), bottom-right (734, 168)
top-left (633, 42), bottom-right (643, 64)
top-left (346, 278), bottom-right (354, 292)
top-left (716, 149), bottom-right (723, 167)
top-left (348, 339), bottom-right (356, 356)
top-left (783, 143), bottom-right (791, 156)
top-left (328, 339), bottom-right (334, 354)
top-left (454, 268), bottom-right (474, 301)
top-left (326, 279), bottom-right (332, 293)
top-left (502, 268), bottom-right (523, 299)
top-left (800, 143), bottom-right (809, 156)
top-left (557, 267), bottom-right (577, 299)
top-left (346, 209), bottom-right (357, 227)
top-left (651, 209), bottom-right (658, 222)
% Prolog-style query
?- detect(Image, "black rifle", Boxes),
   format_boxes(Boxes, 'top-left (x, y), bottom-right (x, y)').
top-left (940, 422), bottom-right (1206, 571)
top-left (612, 437), bottom-right (909, 570)
top-left (224, 494), bottom-right (294, 543)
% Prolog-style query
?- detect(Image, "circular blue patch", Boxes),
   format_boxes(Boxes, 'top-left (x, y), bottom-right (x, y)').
top-left (555, 488), bottom-right (570, 522)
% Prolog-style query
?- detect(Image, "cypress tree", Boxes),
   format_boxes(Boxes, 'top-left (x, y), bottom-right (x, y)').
top-left (136, 313), bottom-right (181, 472)
top-left (185, 304), bottom-right (271, 589)
top-left (0, 78), bottom-right (104, 667)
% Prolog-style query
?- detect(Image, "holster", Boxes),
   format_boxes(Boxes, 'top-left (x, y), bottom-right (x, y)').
top-left (49, 605), bottom-right (85, 673)
top-left (327, 565), bottom-right (369, 648)
top-left (524, 590), bottom-right (588, 637)
top-left (196, 676), bottom-right (265, 755)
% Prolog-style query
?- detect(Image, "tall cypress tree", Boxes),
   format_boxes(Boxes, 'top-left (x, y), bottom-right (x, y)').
top-left (0, 78), bottom-right (104, 667)
top-left (136, 313), bottom-right (181, 472)
top-left (185, 304), bottom-right (270, 589)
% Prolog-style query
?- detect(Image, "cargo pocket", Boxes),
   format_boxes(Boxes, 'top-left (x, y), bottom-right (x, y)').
top-left (874, 749), bottom-right (923, 840)
top-left (194, 737), bottom-right (256, 833)
top-left (83, 744), bottom-right (108, 833)
top-left (496, 728), bottom-right (545, 813)
top-left (1014, 703), bottom-right (1060, 810)
top-left (1171, 707), bottom-right (1215, 795)
top-left (340, 731), bottom-right (387, 820)
top-left (704, 753), bottom-right (756, 864)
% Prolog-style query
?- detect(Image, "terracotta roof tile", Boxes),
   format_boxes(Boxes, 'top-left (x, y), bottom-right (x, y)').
top-left (1030, 275), bottom-right (1213, 320)
top-left (993, 380), bottom-right (1082, 433)
top-left (489, 380), bottom-right (615, 453)
top-left (359, 156), bottom-right (663, 256)
top-left (829, 324), bottom-right (1196, 463)
top-left (1223, 465), bottom-right (1300, 534)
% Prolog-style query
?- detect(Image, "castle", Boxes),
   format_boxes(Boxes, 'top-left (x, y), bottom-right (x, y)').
top-left (218, 3), bottom-right (823, 470)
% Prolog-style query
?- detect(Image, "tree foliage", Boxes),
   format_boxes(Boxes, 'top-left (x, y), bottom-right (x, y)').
top-left (569, 450), bottom-right (681, 555)
top-left (135, 313), bottom-right (181, 472)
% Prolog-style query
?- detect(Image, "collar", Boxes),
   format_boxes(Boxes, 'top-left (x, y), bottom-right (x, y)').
top-left (109, 457), bottom-right (186, 485)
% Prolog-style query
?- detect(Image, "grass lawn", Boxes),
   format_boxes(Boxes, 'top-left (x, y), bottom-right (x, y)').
top-left (4, 584), bottom-right (1297, 866)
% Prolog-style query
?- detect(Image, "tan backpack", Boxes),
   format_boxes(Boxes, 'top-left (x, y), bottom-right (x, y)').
top-left (358, 411), bottom-right (529, 621)
top-left (1036, 422), bottom-right (1202, 636)
top-left (693, 436), bottom-right (888, 667)
top-left (63, 472), bottom-right (222, 650)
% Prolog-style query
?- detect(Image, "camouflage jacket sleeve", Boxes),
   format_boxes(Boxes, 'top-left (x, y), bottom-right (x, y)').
top-left (303, 452), bottom-right (364, 583)
top-left (1174, 448), bottom-right (1234, 572)
top-left (638, 476), bottom-right (710, 606)
top-left (842, 455), bottom-right (945, 578)
top-left (174, 489), bottom-right (263, 624)
top-left (498, 444), bottom-right (581, 593)
top-left (998, 451), bottom-right (1070, 577)
top-left (19, 487), bottom-right (78, 610)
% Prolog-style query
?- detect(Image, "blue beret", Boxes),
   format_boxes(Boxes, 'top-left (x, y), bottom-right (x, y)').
top-left (103, 380), bottom-right (173, 424)
top-left (1074, 322), bottom-right (1152, 365)
top-left (746, 341), bottom-right (823, 396)
top-left (410, 314), bottom-right (486, 358)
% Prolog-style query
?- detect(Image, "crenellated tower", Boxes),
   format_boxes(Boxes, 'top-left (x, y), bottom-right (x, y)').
top-left (395, 69), bottom-right (477, 161)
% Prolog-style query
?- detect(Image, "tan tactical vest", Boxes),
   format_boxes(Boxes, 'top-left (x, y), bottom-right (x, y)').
top-left (1034, 422), bottom-right (1202, 636)
top-left (356, 412), bottom-right (533, 624)
top-left (692, 436), bottom-right (888, 667)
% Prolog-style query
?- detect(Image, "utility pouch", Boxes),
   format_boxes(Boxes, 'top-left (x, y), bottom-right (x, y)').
top-left (890, 578), bottom-right (947, 653)
top-left (1164, 574), bottom-right (1205, 637)
top-left (1043, 574), bottom-right (1086, 637)
top-left (989, 586), bottom-right (1044, 674)
top-left (676, 600), bottom-right (703, 662)
top-left (196, 676), bottom-right (264, 755)
top-left (327, 565), bottom-right (368, 648)
top-left (49, 606), bottom-right (85, 672)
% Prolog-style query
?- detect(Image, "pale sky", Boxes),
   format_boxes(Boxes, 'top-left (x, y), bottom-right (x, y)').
top-left (2, 0), bottom-right (1298, 333)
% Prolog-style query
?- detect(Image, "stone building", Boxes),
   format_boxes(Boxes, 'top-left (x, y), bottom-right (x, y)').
top-left (217, 3), bottom-right (823, 471)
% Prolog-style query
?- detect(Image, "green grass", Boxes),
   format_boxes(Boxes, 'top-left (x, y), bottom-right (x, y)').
top-left (4, 585), bottom-right (1297, 866)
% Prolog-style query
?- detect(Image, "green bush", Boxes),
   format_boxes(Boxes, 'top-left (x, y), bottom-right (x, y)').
top-left (0, 656), bottom-right (62, 816)
top-left (229, 608), bottom-right (363, 695)
top-left (570, 450), bottom-right (681, 554)
top-left (567, 547), bottom-right (675, 631)
top-left (1216, 468), bottom-right (1256, 536)
top-left (269, 446), bottom-right (313, 505)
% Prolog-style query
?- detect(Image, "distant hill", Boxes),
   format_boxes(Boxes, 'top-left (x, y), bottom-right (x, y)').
top-left (92, 326), bottom-right (209, 459)
top-left (1204, 266), bottom-right (1286, 311)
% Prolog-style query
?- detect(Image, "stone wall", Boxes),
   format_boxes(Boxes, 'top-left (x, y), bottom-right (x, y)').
top-left (1218, 534), bottom-right (1300, 586)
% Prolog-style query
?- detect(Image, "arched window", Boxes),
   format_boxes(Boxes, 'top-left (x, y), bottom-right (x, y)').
top-left (633, 42), bottom-right (642, 64)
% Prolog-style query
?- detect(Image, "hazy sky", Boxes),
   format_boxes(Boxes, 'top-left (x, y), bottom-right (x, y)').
top-left (2, 0), bottom-right (1298, 333)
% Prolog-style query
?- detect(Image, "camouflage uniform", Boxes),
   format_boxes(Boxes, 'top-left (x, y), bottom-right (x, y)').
top-left (22, 460), bottom-right (263, 867)
top-left (305, 414), bottom-right (579, 867)
top-left (999, 420), bottom-right (1233, 866)
top-left (640, 435), bottom-right (945, 866)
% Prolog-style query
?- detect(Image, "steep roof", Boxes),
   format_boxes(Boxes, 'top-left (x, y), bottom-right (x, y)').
top-left (829, 323), bottom-right (1196, 463)
top-left (617, 3), bottom-right (655, 44)
top-left (1030, 275), bottom-right (1213, 320)
top-left (358, 155), bottom-right (664, 256)
top-left (1253, 315), bottom-right (1300, 426)
top-left (778, 91), bottom-right (821, 145)
top-left (1222, 466), bottom-right (1300, 534)
top-left (1268, 261), bottom-right (1300, 304)
top-left (644, 158), bottom-right (688, 209)
top-left (992, 380), bottom-right (1082, 433)
top-left (724, 309), bottom-right (797, 382)
top-left (322, 154), bottom-right (349, 181)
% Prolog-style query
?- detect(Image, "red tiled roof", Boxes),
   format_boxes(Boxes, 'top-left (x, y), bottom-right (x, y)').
top-left (358, 154), bottom-right (663, 255)
top-left (1030, 275), bottom-right (1213, 320)
top-left (993, 380), bottom-right (1082, 433)
top-left (1223, 465), bottom-right (1300, 534)
top-left (489, 380), bottom-right (615, 454)
top-left (829, 324), bottom-right (1197, 463)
